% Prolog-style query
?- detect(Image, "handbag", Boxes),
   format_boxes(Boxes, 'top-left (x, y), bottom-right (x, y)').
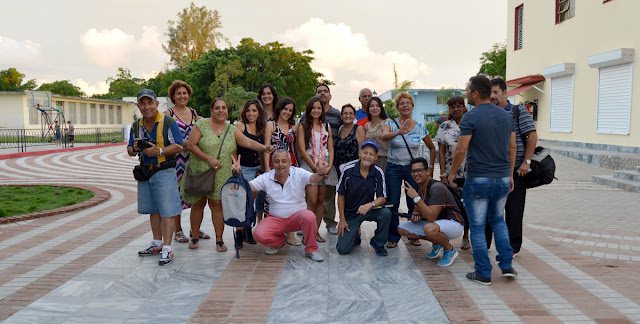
top-left (512, 106), bottom-right (557, 188)
top-left (183, 124), bottom-right (231, 196)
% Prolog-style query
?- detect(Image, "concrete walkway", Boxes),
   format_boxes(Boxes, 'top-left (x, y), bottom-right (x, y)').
top-left (0, 146), bottom-right (639, 323)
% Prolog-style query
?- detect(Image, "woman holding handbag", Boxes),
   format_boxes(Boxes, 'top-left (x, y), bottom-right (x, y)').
top-left (381, 92), bottom-right (436, 248)
top-left (182, 97), bottom-right (272, 251)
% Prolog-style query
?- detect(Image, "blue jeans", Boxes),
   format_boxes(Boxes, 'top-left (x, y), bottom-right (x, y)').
top-left (463, 176), bottom-right (513, 278)
top-left (241, 165), bottom-right (265, 214)
top-left (385, 162), bottom-right (418, 243)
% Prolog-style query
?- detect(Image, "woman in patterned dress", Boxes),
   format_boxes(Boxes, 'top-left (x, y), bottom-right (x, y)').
top-left (297, 96), bottom-right (338, 242)
top-left (364, 97), bottom-right (390, 170)
top-left (435, 95), bottom-right (470, 250)
top-left (263, 97), bottom-right (301, 245)
top-left (182, 98), bottom-right (273, 251)
top-left (163, 80), bottom-right (210, 243)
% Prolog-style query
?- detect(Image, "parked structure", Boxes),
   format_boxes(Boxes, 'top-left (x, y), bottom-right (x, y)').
top-left (379, 89), bottom-right (462, 124)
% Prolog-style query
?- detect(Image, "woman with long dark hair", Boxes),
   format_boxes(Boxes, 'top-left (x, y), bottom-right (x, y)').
top-left (257, 84), bottom-right (280, 121)
top-left (297, 96), bottom-right (338, 242)
top-left (364, 97), bottom-right (390, 170)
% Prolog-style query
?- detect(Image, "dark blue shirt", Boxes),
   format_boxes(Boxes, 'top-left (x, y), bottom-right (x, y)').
top-left (459, 103), bottom-right (514, 178)
top-left (336, 161), bottom-right (386, 218)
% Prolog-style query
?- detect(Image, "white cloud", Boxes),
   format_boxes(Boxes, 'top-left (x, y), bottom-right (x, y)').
top-left (277, 18), bottom-right (433, 106)
top-left (75, 78), bottom-right (109, 96)
top-left (0, 35), bottom-right (42, 67)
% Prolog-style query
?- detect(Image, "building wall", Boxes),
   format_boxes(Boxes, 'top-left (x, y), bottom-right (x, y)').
top-left (507, 0), bottom-right (640, 147)
top-left (379, 89), bottom-right (451, 124)
top-left (0, 93), bottom-right (26, 129)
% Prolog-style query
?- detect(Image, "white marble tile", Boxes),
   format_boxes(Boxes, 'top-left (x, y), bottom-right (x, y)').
top-left (273, 284), bottom-right (328, 301)
top-left (327, 300), bottom-right (386, 322)
top-left (329, 283), bottom-right (382, 300)
top-left (267, 299), bottom-right (328, 323)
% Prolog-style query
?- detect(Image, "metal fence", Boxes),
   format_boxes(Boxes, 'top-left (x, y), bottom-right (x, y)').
top-left (0, 127), bottom-right (125, 152)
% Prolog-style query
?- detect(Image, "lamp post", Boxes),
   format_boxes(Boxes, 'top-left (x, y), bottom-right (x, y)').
top-left (373, 90), bottom-right (377, 97)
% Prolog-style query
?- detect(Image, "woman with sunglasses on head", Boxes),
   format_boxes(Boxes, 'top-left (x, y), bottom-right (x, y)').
top-left (435, 95), bottom-right (470, 250)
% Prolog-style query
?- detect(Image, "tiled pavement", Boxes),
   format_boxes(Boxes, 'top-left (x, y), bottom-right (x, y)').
top-left (0, 145), bottom-right (639, 323)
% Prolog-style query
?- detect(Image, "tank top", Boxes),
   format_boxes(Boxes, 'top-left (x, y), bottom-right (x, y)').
top-left (270, 121), bottom-right (298, 167)
top-left (237, 125), bottom-right (263, 167)
top-left (334, 124), bottom-right (360, 171)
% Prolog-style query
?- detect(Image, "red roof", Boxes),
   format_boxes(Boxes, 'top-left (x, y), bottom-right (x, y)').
top-left (505, 74), bottom-right (545, 86)
top-left (506, 81), bottom-right (543, 96)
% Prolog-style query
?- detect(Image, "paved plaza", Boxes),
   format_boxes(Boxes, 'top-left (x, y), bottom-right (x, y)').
top-left (0, 145), bottom-right (639, 323)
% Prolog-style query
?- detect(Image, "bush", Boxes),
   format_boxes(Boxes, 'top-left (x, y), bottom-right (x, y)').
top-left (425, 121), bottom-right (438, 138)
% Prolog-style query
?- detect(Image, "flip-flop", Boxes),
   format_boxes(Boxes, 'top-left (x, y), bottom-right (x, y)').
top-left (316, 234), bottom-right (326, 243)
top-left (409, 239), bottom-right (422, 246)
top-left (386, 241), bottom-right (398, 248)
top-left (190, 230), bottom-right (211, 239)
top-left (215, 235), bottom-right (227, 252)
top-left (461, 238), bottom-right (471, 250)
top-left (189, 239), bottom-right (199, 249)
top-left (174, 231), bottom-right (188, 243)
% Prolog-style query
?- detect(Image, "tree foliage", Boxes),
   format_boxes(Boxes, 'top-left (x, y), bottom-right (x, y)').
top-left (163, 2), bottom-right (230, 69)
top-left (0, 68), bottom-right (37, 91)
top-left (92, 68), bottom-right (146, 100)
top-left (383, 63), bottom-right (414, 120)
top-left (37, 80), bottom-right (85, 97)
top-left (222, 87), bottom-right (257, 121)
top-left (146, 69), bottom-right (189, 97)
top-left (478, 42), bottom-right (506, 78)
top-left (437, 86), bottom-right (464, 105)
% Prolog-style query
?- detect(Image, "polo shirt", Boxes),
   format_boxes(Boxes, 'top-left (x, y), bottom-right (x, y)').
top-left (128, 112), bottom-right (183, 166)
top-left (504, 101), bottom-right (536, 168)
top-left (336, 161), bottom-right (386, 219)
top-left (250, 167), bottom-right (312, 218)
top-left (459, 103), bottom-right (514, 178)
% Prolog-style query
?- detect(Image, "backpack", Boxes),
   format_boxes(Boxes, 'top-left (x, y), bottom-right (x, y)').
top-left (512, 106), bottom-right (557, 188)
top-left (221, 174), bottom-right (255, 258)
top-left (427, 179), bottom-right (467, 226)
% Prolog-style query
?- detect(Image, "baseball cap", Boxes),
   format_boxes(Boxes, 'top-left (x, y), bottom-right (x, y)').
top-left (360, 140), bottom-right (379, 152)
top-left (137, 89), bottom-right (157, 102)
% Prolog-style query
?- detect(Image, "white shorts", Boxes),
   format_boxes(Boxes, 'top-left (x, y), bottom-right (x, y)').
top-left (398, 219), bottom-right (464, 241)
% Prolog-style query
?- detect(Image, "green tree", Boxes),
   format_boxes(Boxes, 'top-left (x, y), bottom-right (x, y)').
top-left (0, 68), bottom-right (37, 91)
top-left (383, 63), bottom-right (415, 120)
top-left (436, 86), bottom-right (464, 105)
top-left (146, 69), bottom-right (189, 97)
top-left (163, 2), bottom-right (230, 69)
top-left (92, 68), bottom-right (145, 100)
top-left (478, 42), bottom-right (506, 78)
top-left (222, 87), bottom-right (257, 121)
top-left (37, 80), bottom-right (85, 97)
top-left (383, 99), bottom-right (399, 120)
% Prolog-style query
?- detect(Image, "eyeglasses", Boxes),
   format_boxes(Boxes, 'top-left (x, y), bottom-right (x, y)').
top-left (410, 168), bottom-right (425, 175)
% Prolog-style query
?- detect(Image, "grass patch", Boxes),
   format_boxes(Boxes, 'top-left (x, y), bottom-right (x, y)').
top-left (0, 186), bottom-right (94, 217)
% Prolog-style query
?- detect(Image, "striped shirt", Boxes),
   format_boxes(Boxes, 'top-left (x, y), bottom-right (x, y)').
top-left (505, 102), bottom-right (536, 168)
top-left (128, 112), bottom-right (183, 166)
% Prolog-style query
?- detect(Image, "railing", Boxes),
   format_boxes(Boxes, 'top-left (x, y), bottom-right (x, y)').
top-left (0, 127), bottom-right (125, 152)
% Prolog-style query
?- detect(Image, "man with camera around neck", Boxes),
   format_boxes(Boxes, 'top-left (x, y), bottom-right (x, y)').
top-left (127, 88), bottom-right (184, 266)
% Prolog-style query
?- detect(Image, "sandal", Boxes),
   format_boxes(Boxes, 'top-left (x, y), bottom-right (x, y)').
top-left (409, 239), bottom-right (422, 246)
top-left (216, 236), bottom-right (227, 252)
top-left (386, 241), bottom-right (398, 248)
top-left (287, 232), bottom-right (302, 246)
top-left (190, 230), bottom-right (211, 239)
top-left (174, 231), bottom-right (188, 243)
top-left (315, 234), bottom-right (326, 243)
top-left (189, 239), bottom-right (199, 249)
top-left (461, 238), bottom-right (471, 250)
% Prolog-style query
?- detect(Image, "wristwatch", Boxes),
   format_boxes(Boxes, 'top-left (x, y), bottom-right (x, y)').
top-left (159, 148), bottom-right (164, 156)
top-left (371, 202), bottom-right (376, 208)
top-left (525, 159), bottom-right (531, 164)
top-left (413, 196), bottom-right (421, 204)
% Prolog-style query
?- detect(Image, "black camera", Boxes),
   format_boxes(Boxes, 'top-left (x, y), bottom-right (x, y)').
top-left (137, 138), bottom-right (156, 149)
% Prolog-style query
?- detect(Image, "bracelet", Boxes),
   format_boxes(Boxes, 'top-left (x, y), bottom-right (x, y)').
top-left (440, 173), bottom-right (448, 177)
top-left (207, 156), bottom-right (212, 164)
top-left (428, 166), bottom-right (435, 169)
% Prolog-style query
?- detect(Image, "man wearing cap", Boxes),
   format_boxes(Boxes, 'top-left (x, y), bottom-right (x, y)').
top-left (127, 89), bottom-right (184, 266)
top-left (336, 140), bottom-right (390, 256)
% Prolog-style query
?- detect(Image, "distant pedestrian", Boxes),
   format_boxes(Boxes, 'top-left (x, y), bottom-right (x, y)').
top-left (448, 76), bottom-right (518, 285)
top-left (54, 121), bottom-right (61, 145)
top-left (66, 121), bottom-right (75, 147)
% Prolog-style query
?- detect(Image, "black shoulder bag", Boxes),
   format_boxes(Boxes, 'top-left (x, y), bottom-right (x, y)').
top-left (512, 106), bottom-right (557, 188)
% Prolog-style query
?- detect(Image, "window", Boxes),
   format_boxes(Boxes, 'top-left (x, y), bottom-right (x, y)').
top-left (514, 4), bottom-right (524, 50)
top-left (90, 104), bottom-right (97, 124)
top-left (108, 105), bottom-right (114, 124)
top-left (68, 102), bottom-right (76, 123)
top-left (596, 63), bottom-right (633, 135)
top-left (100, 104), bottom-right (106, 124)
top-left (556, 0), bottom-right (575, 24)
top-left (117, 106), bottom-right (122, 124)
top-left (549, 75), bottom-right (574, 133)
top-left (79, 103), bottom-right (87, 124)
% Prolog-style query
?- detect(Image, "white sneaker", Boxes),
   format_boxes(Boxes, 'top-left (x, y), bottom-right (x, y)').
top-left (265, 247), bottom-right (281, 255)
top-left (296, 230), bottom-right (303, 235)
top-left (305, 252), bottom-right (324, 262)
top-left (328, 227), bottom-right (338, 235)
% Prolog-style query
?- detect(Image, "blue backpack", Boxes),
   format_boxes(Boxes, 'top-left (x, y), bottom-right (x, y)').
top-left (221, 174), bottom-right (256, 258)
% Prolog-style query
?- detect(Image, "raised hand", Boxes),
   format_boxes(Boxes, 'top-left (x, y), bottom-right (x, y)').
top-left (398, 119), bottom-right (412, 135)
top-left (231, 154), bottom-right (242, 175)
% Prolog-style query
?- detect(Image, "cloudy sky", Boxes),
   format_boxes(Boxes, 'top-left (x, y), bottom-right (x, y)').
top-left (0, 0), bottom-right (507, 106)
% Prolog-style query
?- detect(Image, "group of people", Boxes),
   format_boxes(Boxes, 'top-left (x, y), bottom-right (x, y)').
top-left (127, 74), bottom-right (537, 286)
top-left (51, 120), bottom-right (75, 146)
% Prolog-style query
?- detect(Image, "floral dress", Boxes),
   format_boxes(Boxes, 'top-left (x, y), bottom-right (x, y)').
top-left (168, 108), bottom-right (196, 210)
top-left (435, 119), bottom-right (467, 179)
top-left (181, 119), bottom-right (236, 202)
top-left (270, 121), bottom-right (298, 167)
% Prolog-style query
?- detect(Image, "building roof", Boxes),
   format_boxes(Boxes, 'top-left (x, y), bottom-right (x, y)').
top-left (0, 91), bottom-right (133, 104)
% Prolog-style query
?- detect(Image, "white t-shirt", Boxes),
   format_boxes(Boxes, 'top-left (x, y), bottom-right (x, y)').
top-left (250, 167), bottom-right (312, 218)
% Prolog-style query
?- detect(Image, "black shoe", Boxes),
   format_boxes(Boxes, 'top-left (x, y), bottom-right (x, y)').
top-left (466, 272), bottom-right (491, 285)
top-left (502, 268), bottom-right (518, 278)
top-left (235, 229), bottom-right (244, 249)
top-left (245, 227), bottom-right (256, 244)
top-left (354, 233), bottom-right (362, 246)
top-left (370, 239), bottom-right (388, 256)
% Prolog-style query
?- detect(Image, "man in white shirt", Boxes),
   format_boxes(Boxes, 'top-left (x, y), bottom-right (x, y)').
top-left (231, 149), bottom-right (329, 262)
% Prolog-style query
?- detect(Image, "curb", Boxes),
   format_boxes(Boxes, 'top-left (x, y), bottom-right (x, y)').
top-left (0, 184), bottom-right (111, 224)
top-left (0, 142), bottom-right (126, 160)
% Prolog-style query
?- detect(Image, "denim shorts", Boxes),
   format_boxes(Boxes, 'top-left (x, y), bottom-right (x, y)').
top-left (137, 168), bottom-right (182, 217)
top-left (399, 219), bottom-right (464, 240)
